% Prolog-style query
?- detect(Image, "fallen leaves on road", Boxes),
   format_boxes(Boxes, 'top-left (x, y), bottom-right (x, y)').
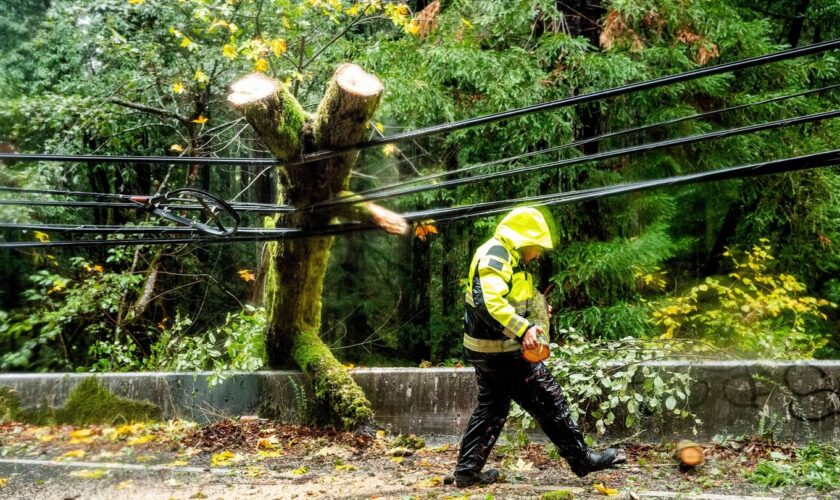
top-left (69, 469), bottom-right (107, 479)
top-left (593, 483), bottom-right (619, 496)
top-left (210, 450), bottom-right (237, 466)
top-left (58, 449), bottom-right (86, 460)
top-left (417, 476), bottom-right (443, 488)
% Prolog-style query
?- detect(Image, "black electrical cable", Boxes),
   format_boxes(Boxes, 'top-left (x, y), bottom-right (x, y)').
top-left (0, 196), bottom-right (294, 213)
top-left (2, 39), bottom-right (839, 168)
top-left (322, 82), bottom-right (840, 206)
top-left (4, 148), bottom-right (839, 248)
top-left (310, 108), bottom-right (840, 209)
top-left (428, 148), bottom-right (840, 223)
top-left (5, 83), bottom-right (836, 217)
top-left (4, 107), bottom-right (838, 228)
top-left (0, 223), bottom-right (295, 235)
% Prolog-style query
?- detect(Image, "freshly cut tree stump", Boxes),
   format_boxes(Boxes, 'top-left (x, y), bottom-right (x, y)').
top-left (229, 64), bottom-right (407, 430)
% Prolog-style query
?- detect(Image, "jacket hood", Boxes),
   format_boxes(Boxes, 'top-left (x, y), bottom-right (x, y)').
top-left (494, 207), bottom-right (554, 251)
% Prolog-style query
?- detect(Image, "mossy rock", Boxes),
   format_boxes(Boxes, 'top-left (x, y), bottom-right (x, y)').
top-left (0, 387), bottom-right (23, 423)
top-left (55, 378), bottom-right (161, 425)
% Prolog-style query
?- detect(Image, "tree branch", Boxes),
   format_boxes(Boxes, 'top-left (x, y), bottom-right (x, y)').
top-left (108, 97), bottom-right (190, 124)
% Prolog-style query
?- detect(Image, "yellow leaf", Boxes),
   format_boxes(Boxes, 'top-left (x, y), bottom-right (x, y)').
top-left (59, 449), bottom-right (86, 460)
top-left (180, 36), bottom-right (193, 48)
top-left (211, 450), bottom-right (236, 466)
top-left (167, 460), bottom-right (189, 466)
top-left (418, 476), bottom-right (443, 488)
top-left (34, 231), bottom-right (50, 242)
top-left (256, 450), bottom-right (282, 460)
top-left (128, 0), bottom-right (144, 4)
top-left (115, 480), bottom-right (133, 489)
top-left (192, 115), bottom-right (209, 125)
top-left (194, 70), bottom-right (209, 83)
top-left (593, 483), bottom-right (619, 496)
top-left (208, 19), bottom-right (229, 32)
top-left (172, 82), bottom-right (185, 94)
top-left (69, 469), bottom-right (107, 479)
top-left (257, 436), bottom-right (280, 449)
top-left (38, 434), bottom-right (56, 443)
top-left (291, 466), bottom-right (308, 476)
top-left (126, 434), bottom-right (154, 446)
top-left (270, 39), bottom-right (288, 57)
top-left (227, 23), bottom-right (239, 33)
top-left (389, 456), bottom-right (404, 464)
top-left (170, 144), bottom-right (184, 153)
top-left (0, 478), bottom-right (7, 487)
top-left (68, 437), bottom-right (94, 445)
top-left (71, 429), bottom-right (93, 439)
top-left (382, 144), bottom-right (398, 156)
top-left (222, 44), bottom-right (237, 60)
top-left (238, 269), bottom-right (256, 282)
top-left (254, 58), bottom-right (269, 72)
top-left (374, 122), bottom-right (384, 133)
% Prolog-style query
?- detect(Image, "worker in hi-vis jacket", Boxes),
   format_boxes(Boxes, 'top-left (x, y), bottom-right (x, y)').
top-left (452, 207), bottom-right (625, 487)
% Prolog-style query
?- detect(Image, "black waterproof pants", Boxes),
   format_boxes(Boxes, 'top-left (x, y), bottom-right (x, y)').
top-left (454, 352), bottom-right (590, 476)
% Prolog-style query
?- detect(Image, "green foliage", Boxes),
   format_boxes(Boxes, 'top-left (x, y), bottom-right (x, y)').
top-left (750, 443), bottom-right (840, 491)
top-left (92, 306), bottom-right (267, 386)
top-left (651, 239), bottom-right (836, 357)
top-left (1, 255), bottom-right (144, 371)
top-left (2, 0), bottom-right (840, 375)
top-left (509, 327), bottom-right (697, 440)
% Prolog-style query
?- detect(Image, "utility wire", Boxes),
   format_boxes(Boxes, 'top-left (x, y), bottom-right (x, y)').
top-left (1, 39), bottom-right (839, 168)
top-left (309, 108), bottom-right (840, 209)
top-left (4, 148), bottom-right (838, 248)
top-left (317, 83), bottom-right (840, 208)
top-left (4, 84), bottom-right (836, 216)
top-left (3, 108), bottom-right (838, 221)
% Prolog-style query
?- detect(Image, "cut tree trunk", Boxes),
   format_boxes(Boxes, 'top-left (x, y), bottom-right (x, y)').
top-left (228, 66), bottom-right (407, 430)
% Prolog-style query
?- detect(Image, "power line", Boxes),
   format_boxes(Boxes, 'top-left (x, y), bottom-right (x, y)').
top-left (4, 148), bottom-right (838, 248)
top-left (316, 83), bottom-right (840, 208)
top-left (4, 83), bottom-right (836, 218)
top-left (1, 40), bottom-right (839, 169)
top-left (4, 107), bottom-right (837, 227)
top-left (310, 108), bottom-right (840, 209)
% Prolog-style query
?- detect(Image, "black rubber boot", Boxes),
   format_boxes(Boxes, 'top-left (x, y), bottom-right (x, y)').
top-left (453, 468), bottom-right (500, 488)
top-left (570, 448), bottom-right (627, 477)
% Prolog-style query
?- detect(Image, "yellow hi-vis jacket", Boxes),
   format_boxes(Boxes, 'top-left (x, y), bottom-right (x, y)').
top-left (463, 208), bottom-right (553, 355)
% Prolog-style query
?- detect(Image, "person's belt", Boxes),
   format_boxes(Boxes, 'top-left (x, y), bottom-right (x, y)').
top-left (463, 333), bottom-right (521, 353)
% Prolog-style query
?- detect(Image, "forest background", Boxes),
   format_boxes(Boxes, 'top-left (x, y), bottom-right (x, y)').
top-left (1, 0), bottom-right (839, 386)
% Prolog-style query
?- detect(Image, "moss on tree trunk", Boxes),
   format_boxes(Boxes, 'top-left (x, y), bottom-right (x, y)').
top-left (229, 66), bottom-right (406, 430)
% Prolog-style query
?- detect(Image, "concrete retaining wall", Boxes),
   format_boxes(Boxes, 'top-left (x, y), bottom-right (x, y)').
top-left (1, 362), bottom-right (839, 442)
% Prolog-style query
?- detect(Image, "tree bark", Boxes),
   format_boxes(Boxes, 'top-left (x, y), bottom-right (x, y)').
top-left (228, 66), bottom-right (407, 429)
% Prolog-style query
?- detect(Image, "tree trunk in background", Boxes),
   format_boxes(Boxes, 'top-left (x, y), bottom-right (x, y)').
top-left (399, 234), bottom-right (431, 361)
top-left (229, 66), bottom-right (407, 430)
top-left (787, 0), bottom-right (810, 47)
top-left (439, 148), bottom-right (463, 361)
